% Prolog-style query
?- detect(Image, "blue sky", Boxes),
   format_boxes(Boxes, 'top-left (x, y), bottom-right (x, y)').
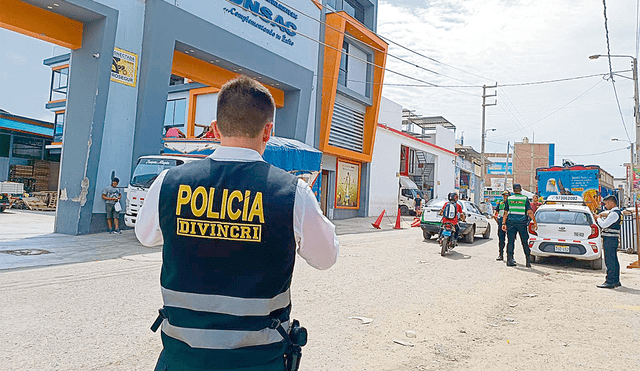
top-left (1, 0), bottom-right (638, 177)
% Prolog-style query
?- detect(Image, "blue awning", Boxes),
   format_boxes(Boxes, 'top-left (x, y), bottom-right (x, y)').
top-left (262, 136), bottom-right (322, 173)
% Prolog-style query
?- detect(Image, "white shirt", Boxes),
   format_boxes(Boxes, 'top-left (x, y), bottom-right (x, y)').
top-left (597, 207), bottom-right (620, 229)
top-left (135, 147), bottom-right (339, 270)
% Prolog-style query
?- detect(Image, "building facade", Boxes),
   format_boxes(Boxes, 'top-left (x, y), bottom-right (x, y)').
top-left (2, 0), bottom-right (387, 233)
top-left (484, 138), bottom-right (555, 193)
top-left (368, 99), bottom-right (456, 217)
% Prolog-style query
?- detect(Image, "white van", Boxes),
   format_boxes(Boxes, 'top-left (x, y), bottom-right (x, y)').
top-left (398, 176), bottom-right (424, 215)
top-left (124, 155), bottom-right (201, 227)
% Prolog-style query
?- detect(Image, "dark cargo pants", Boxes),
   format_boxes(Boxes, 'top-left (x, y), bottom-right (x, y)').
top-left (506, 222), bottom-right (530, 261)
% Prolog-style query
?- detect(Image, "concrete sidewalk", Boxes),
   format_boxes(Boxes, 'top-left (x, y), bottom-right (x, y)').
top-left (0, 210), bottom-right (418, 271)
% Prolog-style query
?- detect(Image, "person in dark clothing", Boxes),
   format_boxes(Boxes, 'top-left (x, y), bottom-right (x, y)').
top-left (501, 184), bottom-right (537, 267)
top-left (136, 76), bottom-right (339, 371)
top-left (595, 195), bottom-right (623, 288)
top-left (494, 190), bottom-right (510, 261)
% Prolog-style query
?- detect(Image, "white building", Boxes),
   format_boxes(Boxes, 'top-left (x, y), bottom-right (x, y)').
top-left (369, 98), bottom-right (456, 216)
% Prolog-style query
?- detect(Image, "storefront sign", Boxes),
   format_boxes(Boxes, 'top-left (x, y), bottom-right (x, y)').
top-left (224, 0), bottom-right (298, 46)
top-left (633, 165), bottom-right (640, 191)
top-left (335, 159), bottom-right (360, 209)
top-left (487, 161), bottom-right (513, 175)
top-left (111, 48), bottom-right (138, 87)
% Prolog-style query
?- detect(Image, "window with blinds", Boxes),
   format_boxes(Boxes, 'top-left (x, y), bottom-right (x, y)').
top-left (328, 101), bottom-right (365, 152)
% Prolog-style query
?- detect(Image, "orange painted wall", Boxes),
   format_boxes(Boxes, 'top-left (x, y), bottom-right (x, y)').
top-left (171, 51), bottom-right (284, 108)
top-left (0, 0), bottom-right (83, 50)
top-left (319, 12), bottom-right (388, 164)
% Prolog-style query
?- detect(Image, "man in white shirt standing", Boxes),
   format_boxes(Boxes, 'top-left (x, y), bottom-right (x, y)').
top-left (595, 195), bottom-right (622, 289)
top-left (135, 76), bottom-right (339, 371)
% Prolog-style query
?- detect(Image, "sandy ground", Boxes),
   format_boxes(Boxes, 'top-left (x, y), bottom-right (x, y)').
top-left (1, 226), bottom-right (639, 370)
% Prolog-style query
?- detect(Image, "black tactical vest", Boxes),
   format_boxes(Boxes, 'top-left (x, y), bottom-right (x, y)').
top-left (157, 157), bottom-right (297, 369)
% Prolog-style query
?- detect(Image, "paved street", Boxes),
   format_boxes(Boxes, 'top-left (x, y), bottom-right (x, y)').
top-left (1, 214), bottom-right (639, 370)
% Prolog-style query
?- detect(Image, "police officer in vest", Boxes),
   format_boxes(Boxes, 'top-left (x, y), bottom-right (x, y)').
top-left (494, 190), bottom-right (510, 261)
top-left (595, 195), bottom-right (623, 289)
top-left (135, 76), bottom-right (339, 371)
top-left (501, 184), bottom-right (537, 267)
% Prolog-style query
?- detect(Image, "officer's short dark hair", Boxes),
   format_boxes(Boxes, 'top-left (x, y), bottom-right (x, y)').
top-left (513, 184), bottom-right (522, 191)
top-left (216, 76), bottom-right (275, 138)
top-left (603, 195), bottom-right (618, 204)
top-left (112, 177), bottom-right (119, 184)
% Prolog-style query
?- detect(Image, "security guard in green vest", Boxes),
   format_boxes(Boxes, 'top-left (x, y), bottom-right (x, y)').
top-left (501, 184), bottom-right (537, 267)
top-left (135, 76), bottom-right (339, 371)
top-left (493, 190), bottom-right (510, 261)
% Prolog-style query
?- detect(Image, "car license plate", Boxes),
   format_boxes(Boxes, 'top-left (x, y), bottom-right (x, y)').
top-left (554, 245), bottom-right (570, 253)
top-left (443, 230), bottom-right (452, 237)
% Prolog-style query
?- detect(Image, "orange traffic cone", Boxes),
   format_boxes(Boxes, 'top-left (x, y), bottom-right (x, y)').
top-left (411, 217), bottom-right (420, 227)
top-left (394, 208), bottom-right (402, 229)
top-left (371, 209), bottom-right (385, 229)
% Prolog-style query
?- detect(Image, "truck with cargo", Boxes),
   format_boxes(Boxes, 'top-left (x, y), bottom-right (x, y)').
top-left (536, 165), bottom-right (614, 213)
top-left (0, 182), bottom-right (24, 212)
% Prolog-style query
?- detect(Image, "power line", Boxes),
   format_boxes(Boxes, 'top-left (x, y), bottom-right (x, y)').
top-left (491, 79), bottom-right (606, 138)
top-left (378, 70), bottom-right (629, 88)
top-left (602, 0), bottom-right (632, 142)
top-left (558, 146), bottom-right (630, 157)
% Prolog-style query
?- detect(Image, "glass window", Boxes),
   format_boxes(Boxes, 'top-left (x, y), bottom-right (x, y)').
top-left (338, 42), bottom-right (348, 86)
top-left (12, 136), bottom-right (43, 159)
top-left (169, 75), bottom-right (185, 86)
top-left (164, 98), bottom-right (187, 133)
top-left (50, 67), bottom-right (68, 100)
top-left (54, 112), bottom-right (65, 142)
top-left (425, 199), bottom-right (446, 208)
top-left (130, 158), bottom-right (181, 187)
top-left (0, 134), bottom-right (10, 157)
top-left (536, 210), bottom-right (592, 225)
top-left (401, 189), bottom-right (414, 198)
top-left (344, 0), bottom-right (365, 24)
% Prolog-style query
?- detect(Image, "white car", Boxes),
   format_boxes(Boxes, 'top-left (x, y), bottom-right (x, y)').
top-left (528, 195), bottom-right (603, 270)
top-left (420, 199), bottom-right (491, 242)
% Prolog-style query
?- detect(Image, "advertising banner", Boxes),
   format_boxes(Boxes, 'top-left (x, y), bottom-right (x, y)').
top-left (537, 166), bottom-right (601, 212)
top-left (111, 48), bottom-right (138, 87)
top-left (487, 161), bottom-right (513, 175)
top-left (632, 165), bottom-right (640, 191)
top-left (335, 159), bottom-right (360, 209)
top-left (490, 178), bottom-right (513, 190)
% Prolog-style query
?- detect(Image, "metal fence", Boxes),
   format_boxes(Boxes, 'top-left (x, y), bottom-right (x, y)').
top-left (620, 213), bottom-right (638, 253)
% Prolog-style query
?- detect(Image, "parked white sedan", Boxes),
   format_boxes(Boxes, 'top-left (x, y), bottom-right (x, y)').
top-left (420, 199), bottom-right (491, 242)
top-left (528, 195), bottom-right (603, 270)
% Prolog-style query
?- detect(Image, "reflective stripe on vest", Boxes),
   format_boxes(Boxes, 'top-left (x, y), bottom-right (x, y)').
top-left (161, 319), bottom-right (289, 350)
top-left (602, 210), bottom-right (622, 237)
top-left (497, 201), bottom-right (506, 218)
top-left (507, 194), bottom-right (527, 215)
top-left (162, 287), bottom-right (291, 316)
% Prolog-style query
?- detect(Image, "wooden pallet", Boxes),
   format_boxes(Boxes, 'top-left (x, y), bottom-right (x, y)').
top-left (23, 196), bottom-right (55, 211)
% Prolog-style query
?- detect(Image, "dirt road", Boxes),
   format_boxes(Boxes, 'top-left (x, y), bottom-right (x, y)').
top-left (0, 226), bottom-right (639, 370)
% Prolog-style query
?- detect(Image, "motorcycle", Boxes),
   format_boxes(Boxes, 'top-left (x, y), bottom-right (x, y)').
top-left (438, 222), bottom-right (456, 256)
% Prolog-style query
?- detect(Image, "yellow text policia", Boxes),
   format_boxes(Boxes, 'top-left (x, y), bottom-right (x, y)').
top-left (175, 185), bottom-right (264, 242)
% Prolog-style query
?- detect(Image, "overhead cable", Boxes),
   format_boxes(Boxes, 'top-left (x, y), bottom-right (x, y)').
top-left (602, 0), bottom-right (632, 142)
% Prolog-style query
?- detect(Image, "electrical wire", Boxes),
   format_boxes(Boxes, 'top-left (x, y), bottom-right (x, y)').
top-left (557, 146), bottom-right (630, 157)
top-left (602, 0), bottom-right (632, 142)
top-left (491, 79), bottom-right (606, 138)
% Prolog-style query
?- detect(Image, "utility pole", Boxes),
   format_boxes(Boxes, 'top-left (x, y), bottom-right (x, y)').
top-left (632, 58), bottom-right (639, 202)
top-left (481, 84), bottom-right (497, 191)
top-left (504, 141), bottom-right (510, 191)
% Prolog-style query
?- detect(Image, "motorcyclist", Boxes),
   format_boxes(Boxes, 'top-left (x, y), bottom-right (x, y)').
top-left (438, 192), bottom-right (466, 244)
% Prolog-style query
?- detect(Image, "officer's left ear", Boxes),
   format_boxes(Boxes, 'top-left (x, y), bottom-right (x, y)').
top-left (262, 122), bottom-right (273, 143)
